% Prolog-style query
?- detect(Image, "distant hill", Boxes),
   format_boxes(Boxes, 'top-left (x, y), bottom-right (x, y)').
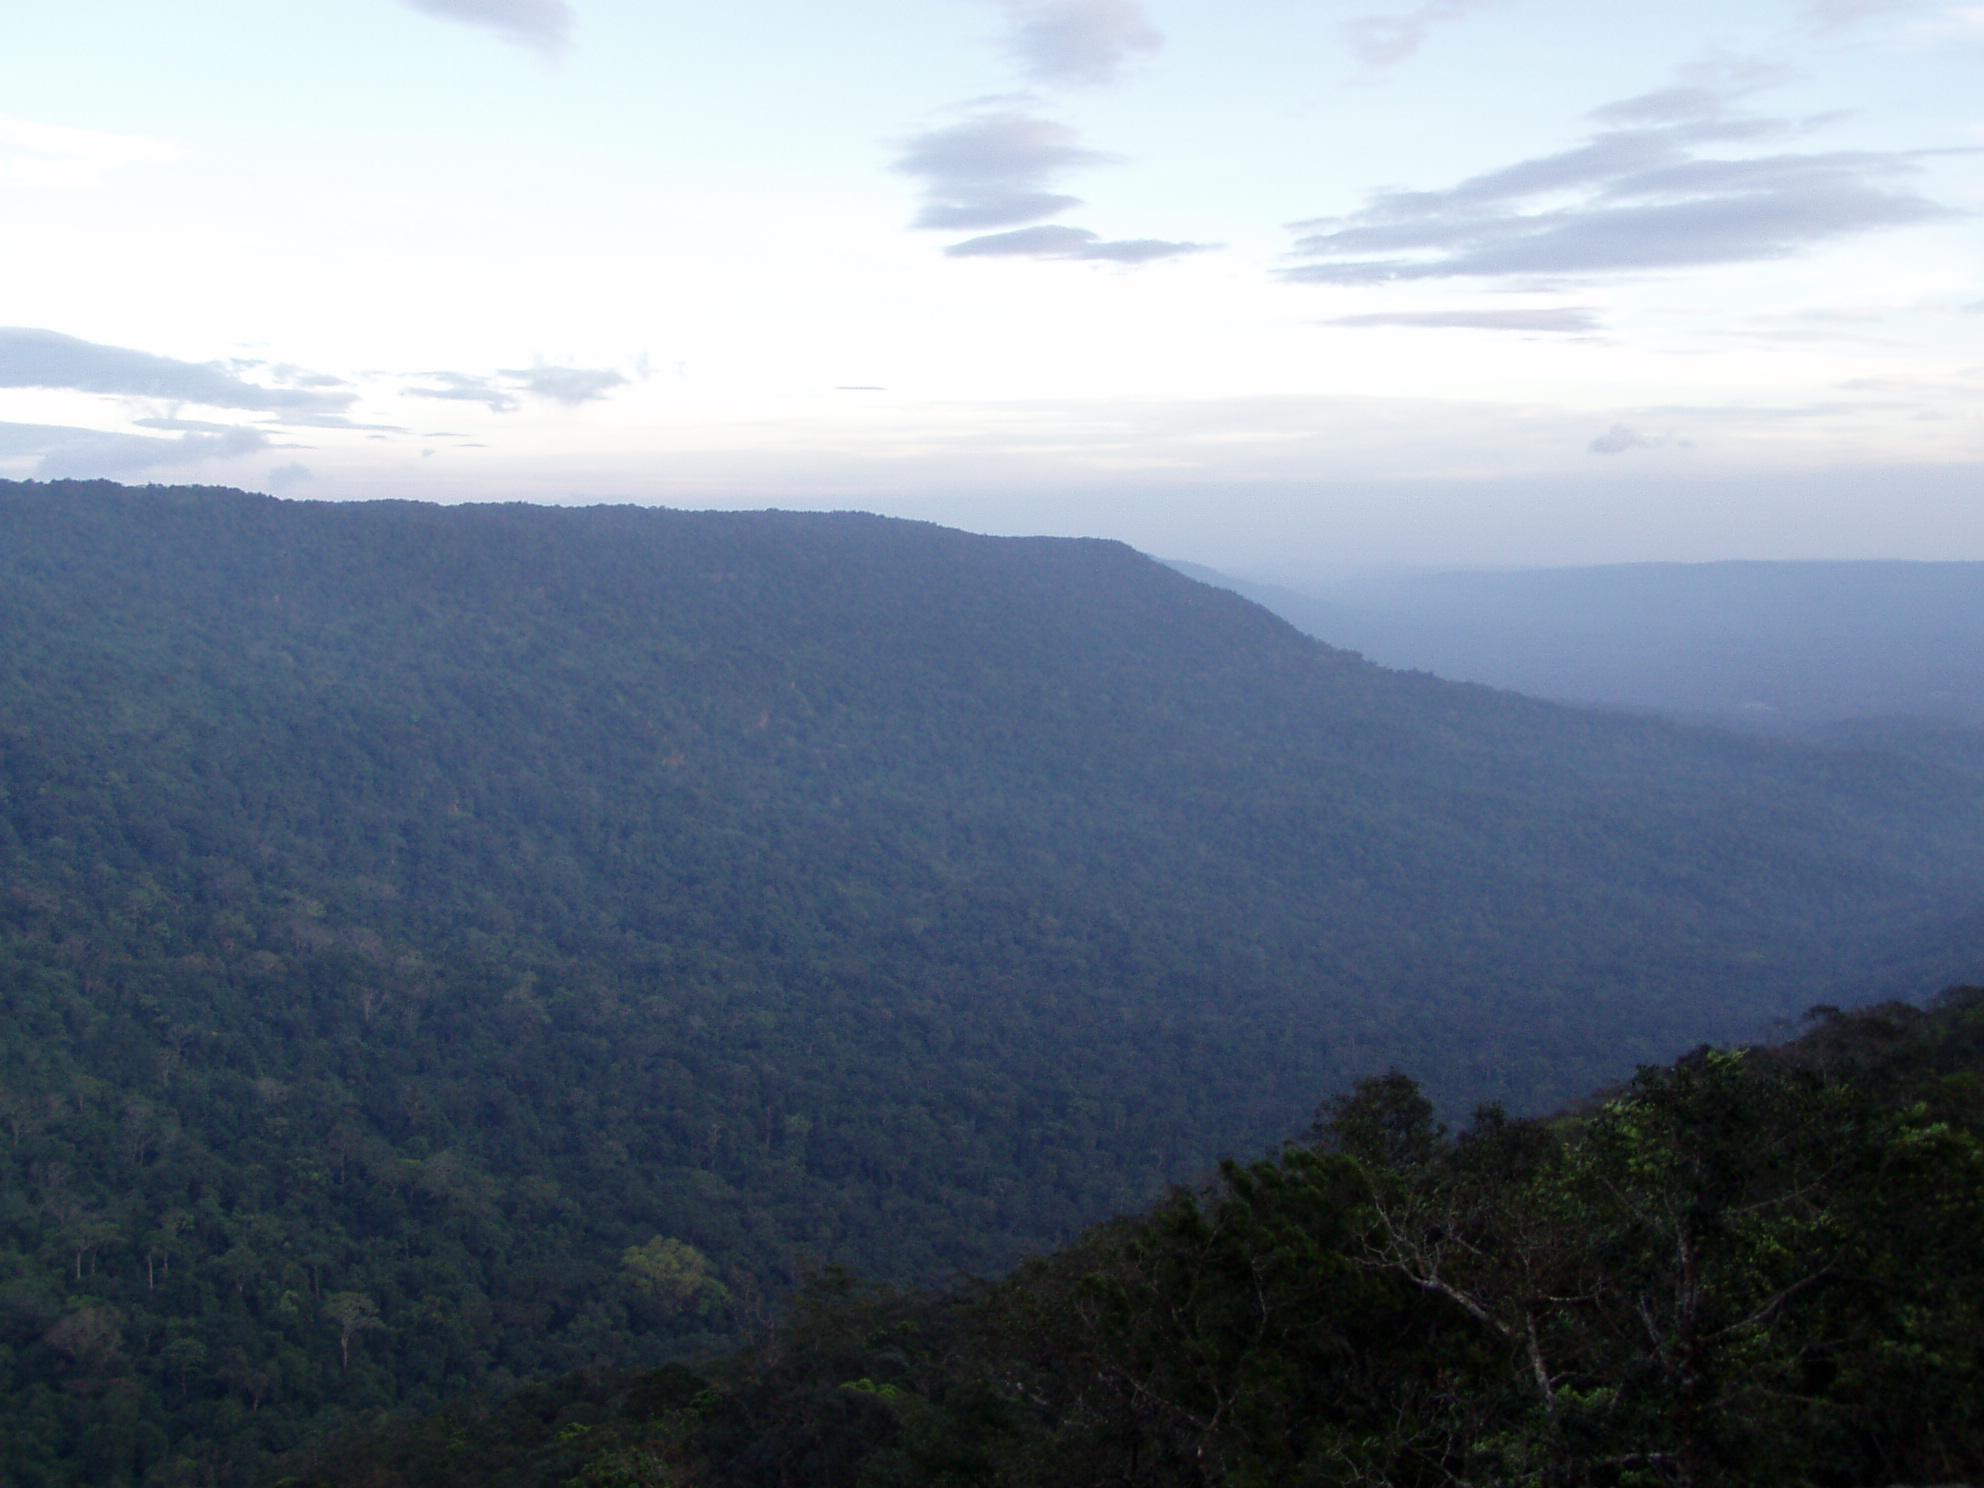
top-left (1170, 559), bottom-right (1984, 730)
top-left (7, 481), bottom-right (1984, 1485)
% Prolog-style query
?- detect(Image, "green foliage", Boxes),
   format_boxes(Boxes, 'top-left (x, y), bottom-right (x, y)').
top-left (8, 480), bottom-right (1984, 1485)
top-left (330, 994), bottom-right (1984, 1486)
top-left (622, 1239), bottom-right (728, 1319)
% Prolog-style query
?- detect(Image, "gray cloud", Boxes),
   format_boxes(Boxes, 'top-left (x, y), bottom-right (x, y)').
top-left (0, 419), bottom-right (275, 478)
top-left (944, 224), bottom-right (1213, 262)
top-left (1342, 0), bottom-right (1493, 70)
top-left (405, 363), bottom-right (628, 412)
top-left (895, 113), bottom-right (1102, 230)
top-left (0, 327), bottom-right (355, 414)
top-left (405, 372), bottom-right (517, 413)
top-left (1284, 89), bottom-right (1959, 284)
top-left (400, 0), bottom-right (573, 56)
top-left (267, 411), bottom-right (407, 432)
top-left (1327, 307), bottom-right (1603, 331)
top-left (266, 462), bottom-right (313, 489)
top-left (1801, 0), bottom-right (1917, 27)
top-left (1588, 424), bottom-right (1673, 454)
top-left (500, 364), bottom-right (627, 405)
top-left (995, 0), bottom-right (1162, 85)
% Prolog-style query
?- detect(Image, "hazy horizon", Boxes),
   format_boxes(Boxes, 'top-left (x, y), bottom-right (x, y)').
top-left (5, 1), bottom-right (1981, 569)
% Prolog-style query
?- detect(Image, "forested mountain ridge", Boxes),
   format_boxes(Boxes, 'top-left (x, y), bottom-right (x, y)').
top-left (5, 479), bottom-right (1984, 1486)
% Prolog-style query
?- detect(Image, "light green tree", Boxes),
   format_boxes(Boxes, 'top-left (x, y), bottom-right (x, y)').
top-left (619, 1236), bottom-right (730, 1319)
top-left (323, 1292), bottom-right (385, 1370)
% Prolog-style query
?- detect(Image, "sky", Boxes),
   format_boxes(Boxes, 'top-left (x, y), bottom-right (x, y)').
top-left (2, 0), bottom-right (1981, 574)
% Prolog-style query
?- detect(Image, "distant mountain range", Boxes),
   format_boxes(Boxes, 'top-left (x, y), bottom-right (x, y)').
top-left (7, 481), bottom-right (1984, 1483)
top-left (1169, 559), bottom-right (1984, 731)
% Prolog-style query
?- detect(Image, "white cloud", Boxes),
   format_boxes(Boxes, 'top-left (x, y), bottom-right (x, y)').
top-left (400, 0), bottom-right (574, 57)
top-left (1327, 308), bottom-right (1604, 332)
top-left (0, 116), bottom-right (176, 190)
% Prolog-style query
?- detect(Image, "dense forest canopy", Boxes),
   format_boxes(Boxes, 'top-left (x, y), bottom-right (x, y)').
top-left (299, 992), bottom-right (1984, 1488)
top-left (5, 480), bottom-right (1984, 1486)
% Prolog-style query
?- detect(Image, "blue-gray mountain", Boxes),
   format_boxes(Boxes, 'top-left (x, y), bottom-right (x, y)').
top-left (1174, 558), bottom-right (1984, 731)
top-left (5, 480), bottom-right (1984, 1486)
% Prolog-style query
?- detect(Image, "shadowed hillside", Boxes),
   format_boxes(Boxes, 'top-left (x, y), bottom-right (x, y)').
top-left (6, 481), bottom-right (1984, 1485)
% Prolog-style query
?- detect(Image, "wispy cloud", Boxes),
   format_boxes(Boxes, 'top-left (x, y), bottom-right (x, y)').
top-left (896, 6), bottom-right (1191, 267)
top-left (1341, 0), bottom-right (1494, 70)
top-left (993, 0), bottom-right (1162, 85)
top-left (0, 116), bottom-right (176, 190)
top-left (895, 112), bottom-right (1102, 230)
top-left (0, 328), bottom-right (354, 414)
top-left (1800, 0), bottom-right (1919, 28)
top-left (1326, 307), bottom-right (1603, 331)
top-left (1588, 423), bottom-right (1675, 454)
top-left (501, 364), bottom-right (627, 405)
top-left (1283, 85), bottom-right (1958, 284)
top-left (400, 0), bottom-right (574, 57)
top-left (0, 419), bottom-right (276, 479)
top-left (404, 363), bottom-right (628, 412)
top-left (944, 224), bottom-right (1213, 262)
top-left (404, 372), bottom-right (518, 413)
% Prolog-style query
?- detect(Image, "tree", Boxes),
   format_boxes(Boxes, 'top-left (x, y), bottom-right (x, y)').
top-left (323, 1292), bottom-right (385, 1371)
top-left (161, 1336), bottom-right (208, 1398)
top-left (621, 1237), bottom-right (731, 1319)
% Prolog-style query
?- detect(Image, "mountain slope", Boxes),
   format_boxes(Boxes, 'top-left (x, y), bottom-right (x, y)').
top-left (6, 480), bottom-right (1984, 1485)
top-left (300, 990), bottom-right (1984, 1488)
top-left (1172, 559), bottom-right (1984, 730)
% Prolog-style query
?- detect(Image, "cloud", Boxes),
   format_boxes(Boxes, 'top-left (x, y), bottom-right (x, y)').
top-left (268, 412), bottom-right (406, 432)
top-left (405, 364), bottom-right (629, 412)
top-left (993, 0), bottom-right (1162, 85)
top-left (267, 462), bottom-right (313, 490)
top-left (943, 224), bottom-right (1213, 262)
top-left (0, 419), bottom-right (275, 478)
top-left (1941, 5), bottom-right (1984, 36)
top-left (0, 116), bottom-right (176, 190)
top-left (1283, 86), bottom-right (1959, 284)
top-left (0, 328), bottom-right (355, 414)
top-left (1800, 0), bottom-right (1918, 27)
top-left (1588, 423), bottom-right (1673, 454)
top-left (400, 0), bottom-right (573, 56)
top-left (1326, 307), bottom-right (1603, 332)
top-left (895, 112), bottom-right (1103, 230)
top-left (1341, 0), bottom-right (1493, 70)
top-left (499, 364), bottom-right (626, 405)
top-left (894, 109), bottom-right (1203, 260)
top-left (405, 372), bottom-right (518, 413)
